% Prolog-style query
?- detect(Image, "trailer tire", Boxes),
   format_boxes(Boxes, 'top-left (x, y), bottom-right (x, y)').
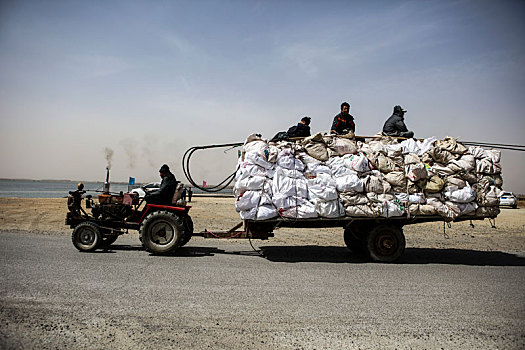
top-left (366, 224), bottom-right (405, 263)
top-left (72, 222), bottom-right (102, 252)
top-left (343, 228), bottom-right (366, 254)
top-left (180, 215), bottom-right (193, 247)
top-left (140, 211), bottom-right (184, 254)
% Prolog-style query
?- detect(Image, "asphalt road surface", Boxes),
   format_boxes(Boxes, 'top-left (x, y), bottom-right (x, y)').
top-left (1, 231), bottom-right (524, 349)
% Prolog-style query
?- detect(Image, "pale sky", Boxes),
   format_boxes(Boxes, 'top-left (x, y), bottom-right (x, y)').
top-left (1, 0), bottom-right (524, 192)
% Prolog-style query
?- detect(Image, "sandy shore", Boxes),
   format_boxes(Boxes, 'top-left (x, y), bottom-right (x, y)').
top-left (0, 197), bottom-right (524, 253)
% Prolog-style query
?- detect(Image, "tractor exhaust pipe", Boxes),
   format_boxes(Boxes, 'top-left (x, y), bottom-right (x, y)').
top-left (104, 167), bottom-right (110, 194)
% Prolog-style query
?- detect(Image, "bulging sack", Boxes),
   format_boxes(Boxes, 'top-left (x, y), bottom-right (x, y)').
top-left (330, 137), bottom-right (358, 156)
top-left (314, 199), bottom-right (345, 218)
top-left (344, 153), bottom-right (372, 173)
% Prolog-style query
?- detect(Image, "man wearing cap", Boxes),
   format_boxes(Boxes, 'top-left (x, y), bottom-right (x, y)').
top-left (145, 164), bottom-right (178, 205)
top-left (330, 102), bottom-right (356, 135)
top-left (382, 105), bottom-right (414, 138)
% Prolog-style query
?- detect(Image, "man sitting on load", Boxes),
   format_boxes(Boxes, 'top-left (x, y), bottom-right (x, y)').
top-left (145, 164), bottom-right (178, 205)
top-left (330, 102), bottom-right (356, 135)
top-left (287, 116), bottom-right (311, 138)
top-left (382, 105), bottom-right (414, 138)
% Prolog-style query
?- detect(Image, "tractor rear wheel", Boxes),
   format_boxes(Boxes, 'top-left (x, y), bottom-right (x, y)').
top-left (140, 211), bottom-right (184, 254)
top-left (72, 222), bottom-right (102, 252)
top-left (365, 224), bottom-right (405, 263)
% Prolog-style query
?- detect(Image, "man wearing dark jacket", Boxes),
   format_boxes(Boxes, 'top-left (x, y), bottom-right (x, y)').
top-left (382, 105), bottom-right (414, 138)
top-left (145, 164), bottom-right (178, 205)
top-left (287, 116), bottom-right (311, 138)
top-left (270, 116), bottom-right (311, 142)
top-left (330, 102), bottom-right (355, 135)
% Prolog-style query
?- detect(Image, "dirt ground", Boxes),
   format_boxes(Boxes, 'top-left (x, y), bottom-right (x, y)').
top-left (0, 196), bottom-right (524, 253)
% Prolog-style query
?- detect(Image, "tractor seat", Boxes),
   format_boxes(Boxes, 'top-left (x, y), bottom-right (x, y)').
top-left (171, 183), bottom-right (187, 206)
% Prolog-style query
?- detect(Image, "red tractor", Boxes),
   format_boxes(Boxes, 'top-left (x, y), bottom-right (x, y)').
top-left (66, 176), bottom-right (193, 254)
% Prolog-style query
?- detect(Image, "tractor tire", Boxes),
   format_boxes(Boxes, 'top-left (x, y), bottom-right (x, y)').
top-left (101, 235), bottom-right (118, 247)
top-left (180, 215), bottom-right (194, 247)
top-left (139, 210), bottom-right (184, 254)
top-left (72, 222), bottom-right (102, 252)
top-left (365, 224), bottom-right (405, 263)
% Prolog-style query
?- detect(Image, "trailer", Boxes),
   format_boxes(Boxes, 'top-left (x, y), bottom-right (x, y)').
top-left (195, 213), bottom-right (495, 262)
top-left (67, 134), bottom-right (518, 262)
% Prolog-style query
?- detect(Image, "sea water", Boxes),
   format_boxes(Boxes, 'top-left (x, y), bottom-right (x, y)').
top-left (0, 179), bottom-right (231, 198)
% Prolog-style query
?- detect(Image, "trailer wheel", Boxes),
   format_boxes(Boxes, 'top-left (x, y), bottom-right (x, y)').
top-left (366, 224), bottom-right (405, 263)
top-left (140, 211), bottom-right (184, 254)
top-left (72, 222), bottom-right (102, 252)
top-left (343, 228), bottom-right (366, 254)
top-left (180, 215), bottom-right (194, 247)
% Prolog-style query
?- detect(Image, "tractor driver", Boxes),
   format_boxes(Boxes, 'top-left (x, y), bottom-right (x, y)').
top-left (145, 164), bottom-right (178, 205)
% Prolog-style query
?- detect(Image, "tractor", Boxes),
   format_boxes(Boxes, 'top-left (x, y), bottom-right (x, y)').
top-left (66, 169), bottom-right (193, 254)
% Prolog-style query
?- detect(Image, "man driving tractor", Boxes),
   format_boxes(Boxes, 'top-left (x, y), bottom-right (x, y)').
top-left (145, 164), bottom-right (178, 205)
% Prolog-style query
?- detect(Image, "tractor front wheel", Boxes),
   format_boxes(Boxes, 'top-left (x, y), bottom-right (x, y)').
top-left (72, 222), bottom-right (102, 252)
top-left (139, 211), bottom-right (184, 254)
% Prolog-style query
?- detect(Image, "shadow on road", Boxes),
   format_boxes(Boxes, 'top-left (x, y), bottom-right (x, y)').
top-left (104, 244), bottom-right (525, 266)
top-left (259, 246), bottom-right (525, 266)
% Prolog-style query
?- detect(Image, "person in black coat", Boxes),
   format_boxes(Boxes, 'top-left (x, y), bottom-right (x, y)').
top-left (145, 164), bottom-right (178, 205)
top-left (330, 102), bottom-right (355, 135)
top-left (270, 116), bottom-right (311, 142)
top-left (382, 105), bottom-right (414, 138)
top-left (287, 116), bottom-right (311, 138)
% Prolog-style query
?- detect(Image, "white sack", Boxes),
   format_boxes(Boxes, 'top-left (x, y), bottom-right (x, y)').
top-left (381, 200), bottom-right (405, 217)
top-left (234, 176), bottom-right (269, 195)
top-left (331, 137), bottom-right (358, 156)
top-left (277, 149), bottom-right (305, 170)
top-left (344, 153), bottom-right (372, 173)
top-left (281, 198), bottom-right (318, 219)
top-left (235, 190), bottom-right (272, 212)
top-left (458, 202), bottom-right (478, 215)
top-left (315, 199), bottom-right (345, 218)
top-left (239, 207), bottom-right (256, 220)
top-left (444, 185), bottom-right (476, 203)
top-left (272, 194), bottom-right (298, 210)
top-left (308, 174), bottom-right (338, 201)
top-left (395, 192), bottom-right (426, 204)
top-left (272, 168), bottom-right (308, 198)
top-left (256, 205), bottom-right (279, 220)
top-left (406, 163), bottom-right (428, 182)
top-left (400, 138), bottom-right (420, 154)
top-left (236, 162), bottom-right (273, 180)
top-left (468, 146), bottom-right (487, 159)
top-left (244, 152), bottom-right (274, 169)
top-left (336, 173), bottom-right (364, 192)
top-left (385, 143), bottom-right (403, 157)
top-left (244, 140), bottom-right (268, 157)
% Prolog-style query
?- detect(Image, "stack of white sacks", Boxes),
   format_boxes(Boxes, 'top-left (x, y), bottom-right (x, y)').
top-left (234, 133), bottom-right (503, 222)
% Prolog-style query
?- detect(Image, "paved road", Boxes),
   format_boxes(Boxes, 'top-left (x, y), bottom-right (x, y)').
top-left (1, 231), bottom-right (524, 349)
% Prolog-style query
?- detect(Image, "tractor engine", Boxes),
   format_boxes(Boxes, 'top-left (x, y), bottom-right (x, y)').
top-left (91, 193), bottom-right (137, 221)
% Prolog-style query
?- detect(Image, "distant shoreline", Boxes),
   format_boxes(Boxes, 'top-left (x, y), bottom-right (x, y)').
top-left (0, 178), bottom-right (138, 185)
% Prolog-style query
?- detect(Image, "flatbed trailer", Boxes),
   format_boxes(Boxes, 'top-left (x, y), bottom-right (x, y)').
top-left (197, 213), bottom-right (496, 262)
